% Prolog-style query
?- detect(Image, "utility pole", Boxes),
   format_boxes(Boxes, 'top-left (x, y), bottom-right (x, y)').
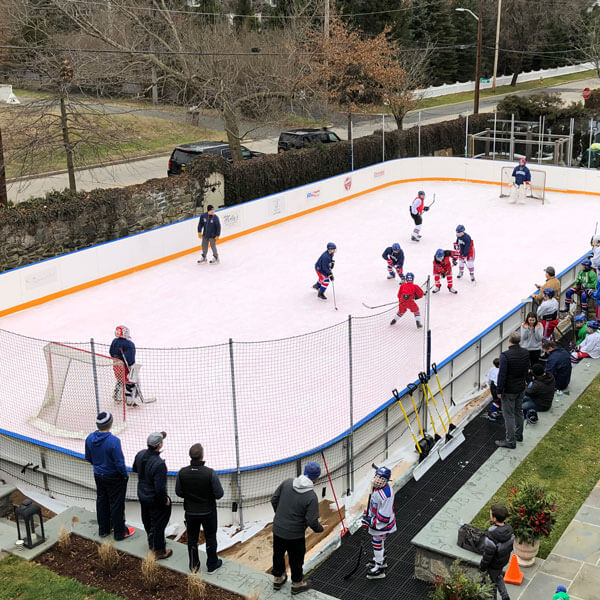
top-left (0, 125), bottom-right (7, 207)
top-left (473, 0), bottom-right (483, 114)
top-left (492, 0), bottom-right (502, 91)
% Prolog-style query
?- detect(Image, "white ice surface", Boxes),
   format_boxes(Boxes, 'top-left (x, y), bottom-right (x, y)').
top-left (0, 181), bottom-right (591, 471)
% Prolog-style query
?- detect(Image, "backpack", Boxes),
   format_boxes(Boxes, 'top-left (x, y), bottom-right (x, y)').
top-left (457, 523), bottom-right (487, 554)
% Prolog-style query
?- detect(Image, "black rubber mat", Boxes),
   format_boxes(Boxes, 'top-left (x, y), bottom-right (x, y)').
top-left (310, 411), bottom-right (506, 599)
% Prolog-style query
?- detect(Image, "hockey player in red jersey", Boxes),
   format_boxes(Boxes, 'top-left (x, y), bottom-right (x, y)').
top-left (390, 272), bottom-right (424, 328)
top-left (409, 190), bottom-right (429, 242)
top-left (432, 248), bottom-right (458, 294)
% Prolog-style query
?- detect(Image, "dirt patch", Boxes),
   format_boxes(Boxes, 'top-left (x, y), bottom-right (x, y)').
top-left (37, 535), bottom-right (243, 600)
top-left (6, 490), bottom-right (57, 522)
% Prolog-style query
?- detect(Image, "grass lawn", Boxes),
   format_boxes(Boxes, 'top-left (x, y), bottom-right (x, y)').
top-left (0, 554), bottom-right (124, 600)
top-left (471, 370), bottom-right (600, 559)
top-left (415, 69), bottom-right (599, 111)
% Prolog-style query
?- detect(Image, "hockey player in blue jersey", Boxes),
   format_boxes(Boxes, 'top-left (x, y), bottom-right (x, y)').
top-left (362, 466), bottom-right (396, 579)
top-left (510, 158), bottom-right (531, 204)
top-left (454, 225), bottom-right (475, 282)
top-left (110, 325), bottom-right (139, 406)
top-left (382, 243), bottom-right (405, 280)
top-left (313, 242), bottom-right (336, 300)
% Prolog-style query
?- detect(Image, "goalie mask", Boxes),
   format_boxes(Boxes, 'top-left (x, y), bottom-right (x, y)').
top-left (373, 466), bottom-right (391, 489)
top-left (115, 325), bottom-right (130, 339)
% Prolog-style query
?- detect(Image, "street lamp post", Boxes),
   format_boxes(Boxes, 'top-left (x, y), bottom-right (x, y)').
top-left (456, 2), bottom-right (483, 114)
top-left (492, 0), bottom-right (502, 91)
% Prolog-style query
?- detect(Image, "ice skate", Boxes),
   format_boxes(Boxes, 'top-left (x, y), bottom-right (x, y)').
top-left (366, 558), bottom-right (388, 569)
top-left (470, 273), bottom-right (475, 282)
top-left (457, 271), bottom-right (464, 279)
top-left (432, 286), bottom-right (441, 294)
top-left (390, 318), bottom-right (397, 325)
top-left (318, 291), bottom-right (327, 300)
top-left (411, 235), bottom-right (420, 242)
top-left (387, 274), bottom-right (395, 279)
top-left (448, 287), bottom-right (458, 294)
top-left (197, 256), bottom-right (207, 264)
top-left (366, 564), bottom-right (386, 579)
top-left (209, 257), bottom-right (219, 264)
top-left (312, 282), bottom-right (320, 290)
top-left (416, 320), bottom-right (423, 329)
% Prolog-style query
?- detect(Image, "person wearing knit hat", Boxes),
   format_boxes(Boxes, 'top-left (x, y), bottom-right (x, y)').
top-left (271, 462), bottom-right (326, 595)
top-left (85, 412), bottom-right (135, 540)
top-left (175, 443), bottom-right (224, 573)
top-left (553, 585), bottom-right (569, 600)
top-left (133, 431), bottom-right (172, 559)
top-left (532, 266), bottom-right (561, 308)
top-left (522, 362), bottom-right (555, 415)
top-left (197, 204), bottom-right (221, 264)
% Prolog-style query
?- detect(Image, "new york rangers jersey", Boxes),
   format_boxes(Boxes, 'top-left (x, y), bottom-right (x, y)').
top-left (512, 165), bottom-right (531, 186)
top-left (367, 483), bottom-right (397, 535)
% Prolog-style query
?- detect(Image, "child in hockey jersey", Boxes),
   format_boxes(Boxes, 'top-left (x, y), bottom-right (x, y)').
top-left (486, 358), bottom-right (501, 421)
top-left (362, 467), bottom-right (396, 580)
top-left (389, 272), bottom-right (423, 328)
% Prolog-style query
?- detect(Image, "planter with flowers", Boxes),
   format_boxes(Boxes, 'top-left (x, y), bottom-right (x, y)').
top-left (506, 481), bottom-right (559, 567)
top-left (430, 559), bottom-right (494, 600)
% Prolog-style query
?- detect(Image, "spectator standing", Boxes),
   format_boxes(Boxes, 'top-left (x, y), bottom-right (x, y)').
top-left (85, 412), bottom-right (135, 540)
top-left (532, 266), bottom-right (560, 307)
top-left (132, 431), bottom-right (172, 559)
top-left (522, 364), bottom-right (555, 413)
top-left (176, 444), bottom-right (224, 573)
top-left (520, 312), bottom-right (544, 366)
top-left (496, 332), bottom-right (530, 449)
top-left (479, 504), bottom-right (514, 600)
top-left (197, 205), bottom-right (221, 264)
top-left (542, 340), bottom-right (572, 395)
top-left (271, 462), bottom-right (325, 595)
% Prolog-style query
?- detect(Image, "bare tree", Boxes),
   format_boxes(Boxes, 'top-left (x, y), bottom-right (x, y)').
top-left (574, 4), bottom-right (600, 79)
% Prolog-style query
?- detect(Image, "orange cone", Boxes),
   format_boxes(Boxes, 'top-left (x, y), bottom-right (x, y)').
top-left (504, 554), bottom-right (524, 585)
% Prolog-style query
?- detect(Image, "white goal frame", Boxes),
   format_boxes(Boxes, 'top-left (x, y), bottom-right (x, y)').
top-left (31, 342), bottom-right (127, 439)
top-left (499, 166), bottom-right (546, 204)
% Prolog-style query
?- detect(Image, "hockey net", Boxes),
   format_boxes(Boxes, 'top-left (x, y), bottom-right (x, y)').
top-left (499, 166), bottom-right (546, 203)
top-left (31, 342), bottom-right (127, 439)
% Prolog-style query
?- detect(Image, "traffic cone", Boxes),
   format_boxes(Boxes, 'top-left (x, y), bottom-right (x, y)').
top-left (504, 554), bottom-right (524, 585)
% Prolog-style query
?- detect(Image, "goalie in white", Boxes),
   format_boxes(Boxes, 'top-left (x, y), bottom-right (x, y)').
top-left (510, 158), bottom-right (531, 204)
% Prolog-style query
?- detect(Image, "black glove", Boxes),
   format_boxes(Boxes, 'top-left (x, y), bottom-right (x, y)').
top-left (402, 294), bottom-right (411, 301)
top-left (330, 259), bottom-right (335, 268)
top-left (452, 258), bottom-right (457, 266)
top-left (329, 274), bottom-right (334, 281)
top-left (423, 206), bottom-right (429, 212)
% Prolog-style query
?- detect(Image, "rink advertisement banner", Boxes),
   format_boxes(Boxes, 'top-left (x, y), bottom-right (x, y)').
top-left (1, 157), bottom-right (600, 317)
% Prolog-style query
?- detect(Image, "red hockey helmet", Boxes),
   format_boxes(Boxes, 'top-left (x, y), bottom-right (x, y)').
top-left (115, 325), bottom-right (130, 339)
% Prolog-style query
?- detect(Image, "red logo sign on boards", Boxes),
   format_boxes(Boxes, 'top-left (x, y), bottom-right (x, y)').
top-left (583, 88), bottom-right (591, 100)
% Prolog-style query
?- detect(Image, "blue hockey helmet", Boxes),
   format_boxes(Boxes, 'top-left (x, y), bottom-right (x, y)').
top-left (542, 288), bottom-right (555, 298)
top-left (375, 466), bottom-right (391, 480)
top-left (456, 224), bottom-right (465, 234)
top-left (582, 259), bottom-right (592, 268)
top-left (587, 321), bottom-right (600, 330)
top-left (392, 243), bottom-right (401, 252)
top-left (405, 272), bottom-right (415, 282)
top-left (435, 249), bottom-right (444, 261)
top-left (524, 408), bottom-right (538, 425)
top-left (574, 314), bottom-right (586, 324)
top-left (417, 190), bottom-right (425, 197)
top-left (327, 242), bottom-right (337, 251)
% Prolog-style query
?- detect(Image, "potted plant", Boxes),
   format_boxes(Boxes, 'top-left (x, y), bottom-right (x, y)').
top-left (506, 481), bottom-right (558, 566)
top-left (430, 560), bottom-right (494, 600)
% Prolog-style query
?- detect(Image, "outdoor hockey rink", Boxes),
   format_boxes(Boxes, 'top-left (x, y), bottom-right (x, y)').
top-left (1, 179), bottom-right (595, 470)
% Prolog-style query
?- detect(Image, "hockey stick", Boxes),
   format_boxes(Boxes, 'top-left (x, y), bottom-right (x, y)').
top-left (119, 350), bottom-right (156, 404)
top-left (342, 543), bottom-right (363, 580)
top-left (331, 280), bottom-right (338, 311)
top-left (362, 300), bottom-right (396, 310)
top-left (426, 194), bottom-right (436, 209)
top-left (321, 451), bottom-right (347, 536)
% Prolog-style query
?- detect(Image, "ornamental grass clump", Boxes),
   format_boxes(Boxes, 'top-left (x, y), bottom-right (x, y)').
top-left (430, 559), bottom-right (494, 600)
top-left (506, 481), bottom-right (559, 544)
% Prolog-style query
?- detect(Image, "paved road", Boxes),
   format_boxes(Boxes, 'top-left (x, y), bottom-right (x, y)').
top-left (7, 76), bottom-right (599, 203)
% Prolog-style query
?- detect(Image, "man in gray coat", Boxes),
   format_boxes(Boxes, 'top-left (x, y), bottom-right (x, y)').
top-left (271, 462), bottom-right (326, 595)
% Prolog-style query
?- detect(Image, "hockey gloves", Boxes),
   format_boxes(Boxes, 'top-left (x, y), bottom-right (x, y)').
top-left (452, 259), bottom-right (458, 266)
top-left (423, 206), bottom-right (430, 212)
top-left (329, 274), bottom-right (334, 281)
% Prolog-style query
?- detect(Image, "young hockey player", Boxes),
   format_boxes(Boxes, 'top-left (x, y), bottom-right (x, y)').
top-left (110, 325), bottom-right (139, 406)
top-left (454, 225), bottom-right (475, 282)
top-left (564, 260), bottom-right (598, 315)
top-left (432, 249), bottom-right (458, 294)
top-left (536, 288), bottom-right (559, 339)
top-left (381, 243), bottom-right (405, 280)
top-left (409, 190), bottom-right (429, 242)
top-left (390, 272), bottom-right (423, 328)
top-left (572, 314), bottom-right (588, 349)
top-left (510, 158), bottom-right (531, 204)
top-left (571, 321), bottom-right (600, 363)
top-left (313, 242), bottom-right (336, 300)
top-left (362, 466), bottom-right (396, 580)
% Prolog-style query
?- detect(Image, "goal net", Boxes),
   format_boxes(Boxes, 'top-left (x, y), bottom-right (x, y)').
top-left (499, 166), bottom-right (546, 203)
top-left (31, 342), bottom-right (127, 439)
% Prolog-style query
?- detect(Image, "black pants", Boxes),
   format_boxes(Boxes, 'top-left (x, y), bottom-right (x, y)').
top-left (185, 511), bottom-right (218, 571)
top-left (528, 350), bottom-right (541, 367)
top-left (272, 534), bottom-right (306, 583)
top-left (409, 208), bottom-right (422, 226)
top-left (140, 500), bottom-right (172, 552)
top-left (486, 567), bottom-right (510, 600)
top-left (94, 473), bottom-right (128, 539)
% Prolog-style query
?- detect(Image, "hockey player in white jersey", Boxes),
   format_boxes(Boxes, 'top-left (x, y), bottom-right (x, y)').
top-left (362, 466), bottom-right (396, 579)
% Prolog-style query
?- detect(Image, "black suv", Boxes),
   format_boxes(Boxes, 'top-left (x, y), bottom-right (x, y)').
top-left (277, 128), bottom-right (342, 152)
top-left (167, 141), bottom-right (262, 176)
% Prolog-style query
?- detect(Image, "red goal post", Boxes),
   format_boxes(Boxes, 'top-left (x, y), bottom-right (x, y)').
top-left (31, 341), bottom-right (127, 440)
top-left (499, 166), bottom-right (546, 204)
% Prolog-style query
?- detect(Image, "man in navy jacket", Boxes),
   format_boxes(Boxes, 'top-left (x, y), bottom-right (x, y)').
top-left (85, 412), bottom-right (135, 540)
top-left (542, 340), bottom-right (572, 394)
top-left (197, 205), bottom-right (221, 264)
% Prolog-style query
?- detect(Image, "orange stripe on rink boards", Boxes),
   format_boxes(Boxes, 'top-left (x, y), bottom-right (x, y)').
top-left (2, 175), bottom-right (599, 318)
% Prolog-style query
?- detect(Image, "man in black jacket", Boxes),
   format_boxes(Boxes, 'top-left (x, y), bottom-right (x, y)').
top-left (176, 443), bottom-right (224, 573)
top-left (197, 205), bottom-right (221, 264)
top-left (496, 332), bottom-right (530, 449)
top-left (132, 431), bottom-right (172, 559)
top-left (522, 363), bottom-right (555, 413)
top-left (480, 504), bottom-right (514, 600)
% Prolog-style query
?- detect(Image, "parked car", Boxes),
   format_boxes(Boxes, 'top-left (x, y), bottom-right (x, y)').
top-left (167, 141), bottom-right (262, 176)
top-left (277, 128), bottom-right (342, 152)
